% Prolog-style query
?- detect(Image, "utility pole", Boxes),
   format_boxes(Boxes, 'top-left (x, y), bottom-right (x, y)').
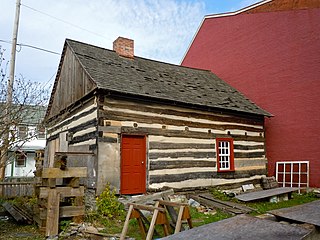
top-left (0, 0), bottom-right (21, 179)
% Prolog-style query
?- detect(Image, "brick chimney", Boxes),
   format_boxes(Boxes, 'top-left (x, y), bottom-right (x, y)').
top-left (113, 37), bottom-right (134, 59)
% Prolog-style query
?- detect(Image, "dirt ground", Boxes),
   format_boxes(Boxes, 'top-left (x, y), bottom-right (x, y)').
top-left (0, 217), bottom-right (44, 240)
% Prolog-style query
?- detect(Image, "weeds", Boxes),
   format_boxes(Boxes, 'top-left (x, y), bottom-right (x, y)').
top-left (96, 183), bottom-right (125, 219)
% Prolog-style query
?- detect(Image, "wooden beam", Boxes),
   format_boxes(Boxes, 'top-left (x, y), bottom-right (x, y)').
top-left (42, 167), bottom-right (87, 178)
top-left (55, 151), bottom-right (95, 155)
top-left (39, 186), bottom-right (85, 198)
top-left (46, 189), bottom-right (60, 237)
top-left (60, 206), bottom-right (85, 217)
top-left (129, 203), bottom-right (166, 213)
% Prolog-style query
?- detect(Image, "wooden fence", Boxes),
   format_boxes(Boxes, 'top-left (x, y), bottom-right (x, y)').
top-left (0, 178), bottom-right (34, 198)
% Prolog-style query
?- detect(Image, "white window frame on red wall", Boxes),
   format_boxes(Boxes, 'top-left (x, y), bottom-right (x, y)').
top-left (276, 161), bottom-right (309, 193)
top-left (216, 138), bottom-right (235, 172)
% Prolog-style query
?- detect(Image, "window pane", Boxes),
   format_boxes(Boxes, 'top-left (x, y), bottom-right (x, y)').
top-left (217, 139), bottom-right (232, 171)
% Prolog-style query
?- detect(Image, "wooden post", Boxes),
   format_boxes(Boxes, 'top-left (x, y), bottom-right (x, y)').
top-left (120, 204), bottom-right (134, 240)
top-left (146, 204), bottom-right (160, 240)
top-left (157, 200), bottom-right (193, 234)
top-left (45, 189), bottom-right (60, 237)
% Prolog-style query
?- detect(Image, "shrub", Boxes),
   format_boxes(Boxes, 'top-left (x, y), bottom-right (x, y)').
top-left (96, 183), bottom-right (124, 219)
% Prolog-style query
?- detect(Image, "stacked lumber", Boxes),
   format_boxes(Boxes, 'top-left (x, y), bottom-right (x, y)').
top-left (33, 166), bottom-right (87, 237)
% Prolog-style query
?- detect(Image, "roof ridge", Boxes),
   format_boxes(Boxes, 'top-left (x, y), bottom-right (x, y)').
top-left (66, 38), bottom-right (212, 73)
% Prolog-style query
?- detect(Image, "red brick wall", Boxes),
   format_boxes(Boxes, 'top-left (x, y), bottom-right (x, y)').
top-left (244, 0), bottom-right (320, 14)
top-left (182, 9), bottom-right (320, 187)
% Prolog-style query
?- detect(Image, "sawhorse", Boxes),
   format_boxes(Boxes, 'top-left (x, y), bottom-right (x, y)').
top-left (120, 202), bottom-right (170, 240)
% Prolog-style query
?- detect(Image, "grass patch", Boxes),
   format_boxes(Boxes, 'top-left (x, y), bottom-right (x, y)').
top-left (247, 192), bottom-right (318, 215)
top-left (190, 207), bottom-right (232, 227)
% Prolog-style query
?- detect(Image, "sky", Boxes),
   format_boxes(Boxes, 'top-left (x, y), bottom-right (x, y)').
top-left (0, 0), bottom-right (260, 88)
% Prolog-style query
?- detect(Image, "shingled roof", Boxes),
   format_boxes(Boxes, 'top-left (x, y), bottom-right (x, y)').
top-left (66, 39), bottom-right (271, 116)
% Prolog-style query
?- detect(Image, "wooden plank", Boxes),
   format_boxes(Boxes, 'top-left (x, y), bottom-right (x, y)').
top-left (46, 189), bottom-right (60, 237)
top-left (161, 195), bottom-right (179, 226)
top-left (55, 151), bottom-right (95, 155)
top-left (40, 186), bottom-right (84, 198)
top-left (235, 187), bottom-right (299, 202)
top-left (60, 206), bottom-right (85, 217)
top-left (199, 193), bottom-right (255, 213)
top-left (120, 204), bottom-right (134, 240)
top-left (191, 195), bottom-right (240, 215)
top-left (42, 167), bottom-right (87, 178)
top-left (146, 201), bottom-right (161, 240)
top-left (129, 189), bottom-right (174, 205)
top-left (2, 202), bottom-right (29, 222)
top-left (129, 203), bottom-right (166, 213)
top-left (175, 206), bottom-right (185, 234)
top-left (72, 196), bottom-right (84, 223)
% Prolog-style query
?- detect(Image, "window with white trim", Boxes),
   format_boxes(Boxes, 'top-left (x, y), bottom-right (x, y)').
top-left (15, 151), bottom-right (27, 167)
top-left (216, 138), bottom-right (234, 172)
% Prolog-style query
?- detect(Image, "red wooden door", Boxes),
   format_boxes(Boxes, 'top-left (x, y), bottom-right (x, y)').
top-left (121, 135), bottom-right (146, 194)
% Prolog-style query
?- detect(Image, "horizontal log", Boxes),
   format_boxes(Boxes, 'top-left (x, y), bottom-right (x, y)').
top-left (149, 169), bottom-right (267, 184)
top-left (103, 98), bottom-right (264, 126)
top-left (42, 167), bottom-right (87, 178)
top-left (150, 171), bottom-right (214, 184)
top-left (39, 186), bottom-right (85, 198)
top-left (98, 136), bottom-right (118, 143)
top-left (48, 106), bottom-right (97, 133)
top-left (121, 126), bottom-right (264, 142)
top-left (149, 151), bottom-right (216, 160)
top-left (68, 119), bottom-right (97, 134)
top-left (100, 111), bottom-right (263, 133)
top-left (234, 151), bottom-right (265, 159)
top-left (121, 126), bottom-right (215, 139)
top-left (150, 160), bottom-right (216, 170)
top-left (98, 126), bottom-right (121, 133)
top-left (69, 131), bottom-right (97, 144)
top-left (234, 144), bottom-right (264, 151)
top-left (234, 159), bottom-right (267, 168)
top-left (149, 142), bottom-right (215, 150)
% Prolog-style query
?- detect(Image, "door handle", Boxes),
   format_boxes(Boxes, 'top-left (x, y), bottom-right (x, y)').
top-left (141, 161), bottom-right (144, 164)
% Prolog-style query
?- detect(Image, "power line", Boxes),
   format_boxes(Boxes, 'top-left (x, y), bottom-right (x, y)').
top-left (21, 3), bottom-right (111, 41)
top-left (0, 39), bottom-right (60, 55)
top-left (41, 72), bottom-right (56, 89)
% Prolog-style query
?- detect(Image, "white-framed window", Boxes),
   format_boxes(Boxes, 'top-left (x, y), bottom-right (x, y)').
top-left (216, 138), bottom-right (234, 172)
top-left (15, 151), bottom-right (27, 167)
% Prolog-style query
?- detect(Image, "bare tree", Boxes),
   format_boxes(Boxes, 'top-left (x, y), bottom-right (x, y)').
top-left (0, 46), bottom-right (50, 179)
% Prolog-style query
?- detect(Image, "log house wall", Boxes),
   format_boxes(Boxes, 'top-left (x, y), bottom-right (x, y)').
top-left (97, 96), bottom-right (267, 192)
top-left (46, 100), bottom-right (98, 188)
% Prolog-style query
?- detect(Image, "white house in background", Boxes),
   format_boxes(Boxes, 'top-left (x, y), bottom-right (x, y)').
top-left (4, 105), bottom-right (46, 178)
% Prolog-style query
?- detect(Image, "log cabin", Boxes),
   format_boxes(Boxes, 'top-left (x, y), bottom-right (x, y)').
top-left (44, 37), bottom-right (271, 195)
